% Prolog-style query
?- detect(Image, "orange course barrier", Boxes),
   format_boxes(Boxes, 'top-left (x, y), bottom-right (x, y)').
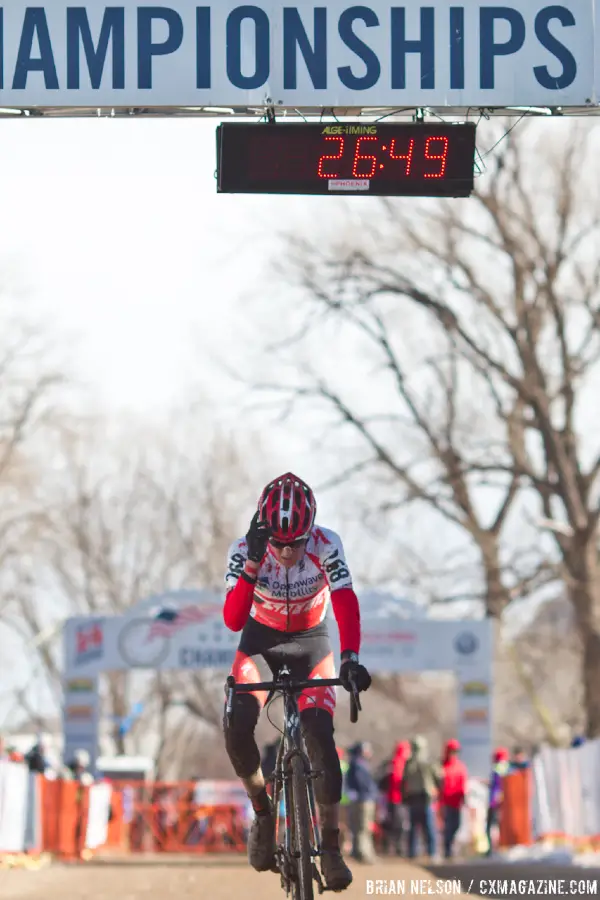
top-left (1, 768), bottom-right (540, 863)
top-left (35, 778), bottom-right (248, 858)
top-left (110, 781), bottom-right (247, 853)
top-left (104, 789), bottom-right (125, 851)
top-left (41, 778), bottom-right (90, 860)
top-left (499, 769), bottom-right (532, 848)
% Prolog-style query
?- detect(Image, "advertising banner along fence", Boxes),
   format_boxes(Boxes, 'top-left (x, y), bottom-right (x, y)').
top-left (0, 1), bottom-right (597, 110)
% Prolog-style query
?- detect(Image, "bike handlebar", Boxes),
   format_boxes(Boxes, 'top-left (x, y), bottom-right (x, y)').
top-left (225, 674), bottom-right (362, 723)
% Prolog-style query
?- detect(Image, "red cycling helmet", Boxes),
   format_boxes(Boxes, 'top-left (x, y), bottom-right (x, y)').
top-left (258, 472), bottom-right (316, 544)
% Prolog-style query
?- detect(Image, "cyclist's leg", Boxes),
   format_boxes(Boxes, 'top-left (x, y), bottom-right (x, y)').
top-left (300, 652), bottom-right (353, 888)
top-left (297, 650), bottom-right (341, 828)
top-left (223, 648), bottom-right (268, 803)
top-left (223, 641), bottom-right (276, 872)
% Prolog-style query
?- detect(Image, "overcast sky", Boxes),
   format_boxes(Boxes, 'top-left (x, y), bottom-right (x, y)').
top-left (0, 117), bottom-right (280, 412)
top-left (0, 115), bottom-right (376, 483)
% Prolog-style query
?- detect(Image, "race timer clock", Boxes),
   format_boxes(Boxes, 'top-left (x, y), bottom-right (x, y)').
top-left (216, 121), bottom-right (476, 198)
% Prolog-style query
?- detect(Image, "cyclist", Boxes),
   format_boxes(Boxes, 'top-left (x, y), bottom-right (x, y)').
top-left (222, 472), bottom-right (371, 891)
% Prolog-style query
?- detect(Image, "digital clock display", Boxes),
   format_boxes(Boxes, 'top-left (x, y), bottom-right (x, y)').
top-left (216, 121), bottom-right (476, 197)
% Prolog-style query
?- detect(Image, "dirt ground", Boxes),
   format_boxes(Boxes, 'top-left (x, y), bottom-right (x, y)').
top-left (0, 854), bottom-right (480, 900)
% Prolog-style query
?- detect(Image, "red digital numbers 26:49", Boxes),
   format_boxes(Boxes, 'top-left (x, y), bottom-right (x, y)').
top-left (316, 135), bottom-right (449, 180)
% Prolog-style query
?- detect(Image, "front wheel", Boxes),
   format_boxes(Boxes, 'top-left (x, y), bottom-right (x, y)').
top-left (290, 753), bottom-right (315, 900)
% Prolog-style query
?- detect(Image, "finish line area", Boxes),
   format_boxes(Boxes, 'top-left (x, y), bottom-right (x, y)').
top-left (0, 1), bottom-right (597, 199)
top-left (1, 2), bottom-right (599, 895)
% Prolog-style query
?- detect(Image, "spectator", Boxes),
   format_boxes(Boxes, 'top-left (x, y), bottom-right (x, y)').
top-left (346, 741), bottom-right (378, 864)
top-left (486, 747), bottom-right (510, 856)
top-left (0, 733), bottom-right (7, 761)
top-left (25, 733), bottom-right (51, 774)
top-left (440, 739), bottom-right (468, 859)
top-left (64, 748), bottom-right (94, 786)
top-left (510, 747), bottom-right (530, 771)
top-left (401, 735), bottom-right (441, 860)
top-left (382, 740), bottom-right (410, 856)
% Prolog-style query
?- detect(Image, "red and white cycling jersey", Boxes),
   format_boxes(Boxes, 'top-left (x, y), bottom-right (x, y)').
top-left (224, 526), bottom-right (353, 632)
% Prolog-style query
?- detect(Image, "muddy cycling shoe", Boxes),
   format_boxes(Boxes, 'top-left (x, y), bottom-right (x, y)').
top-left (248, 804), bottom-right (276, 872)
top-left (320, 828), bottom-right (353, 892)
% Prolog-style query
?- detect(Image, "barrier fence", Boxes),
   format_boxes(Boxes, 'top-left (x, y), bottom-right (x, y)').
top-left (2, 741), bottom-right (600, 863)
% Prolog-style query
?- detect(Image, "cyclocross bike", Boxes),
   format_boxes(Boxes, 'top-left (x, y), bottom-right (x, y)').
top-left (225, 666), bottom-right (361, 900)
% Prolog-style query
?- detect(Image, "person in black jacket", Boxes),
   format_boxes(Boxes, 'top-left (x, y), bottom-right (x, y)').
top-left (25, 735), bottom-right (50, 775)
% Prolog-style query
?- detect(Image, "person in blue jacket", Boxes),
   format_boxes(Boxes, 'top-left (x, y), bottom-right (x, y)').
top-left (346, 742), bottom-right (379, 863)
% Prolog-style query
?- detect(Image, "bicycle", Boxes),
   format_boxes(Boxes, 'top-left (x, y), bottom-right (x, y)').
top-left (225, 666), bottom-right (362, 900)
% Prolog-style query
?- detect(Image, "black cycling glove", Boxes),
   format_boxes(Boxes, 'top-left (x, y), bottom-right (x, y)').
top-left (339, 651), bottom-right (371, 692)
top-left (245, 511), bottom-right (271, 563)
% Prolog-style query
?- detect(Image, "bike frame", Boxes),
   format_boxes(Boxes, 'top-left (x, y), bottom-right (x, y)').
top-left (225, 666), bottom-right (359, 895)
top-left (272, 671), bottom-right (322, 869)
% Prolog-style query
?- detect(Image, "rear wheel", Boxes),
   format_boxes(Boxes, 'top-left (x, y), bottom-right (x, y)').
top-left (290, 753), bottom-right (315, 900)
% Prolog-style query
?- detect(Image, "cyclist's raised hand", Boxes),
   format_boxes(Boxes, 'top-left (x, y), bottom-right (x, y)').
top-left (339, 651), bottom-right (371, 693)
top-left (245, 511), bottom-right (271, 563)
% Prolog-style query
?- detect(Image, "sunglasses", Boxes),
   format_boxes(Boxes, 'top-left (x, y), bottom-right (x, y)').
top-left (269, 536), bottom-right (308, 550)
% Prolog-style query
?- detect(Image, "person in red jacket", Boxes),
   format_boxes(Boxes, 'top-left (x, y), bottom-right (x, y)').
top-left (440, 738), bottom-right (468, 859)
top-left (384, 740), bottom-right (410, 856)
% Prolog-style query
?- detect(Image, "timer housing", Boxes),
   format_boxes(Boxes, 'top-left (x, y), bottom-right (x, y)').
top-left (216, 121), bottom-right (476, 197)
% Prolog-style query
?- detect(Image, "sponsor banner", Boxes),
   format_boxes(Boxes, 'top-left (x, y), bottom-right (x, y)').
top-left (64, 594), bottom-right (493, 676)
top-left (461, 680), bottom-right (489, 697)
top-left (457, 671), bottom-right (492, 777)
top-left (0, 1), bottom-right (595, 109)
top-left (61, 591), bottom-right (493, 777)
top-left (66, 678), bottom-right (95, 692)
top-left (462, 707), bottom-right (488, 723)
top-left (62, 664), bottom-right (100, 775)
top-left (329, 180), bottom-right (371, 192)
top-left (65, 704), bottom-right (94, 721)
top-left (332, 617), bottom-right (493, 676)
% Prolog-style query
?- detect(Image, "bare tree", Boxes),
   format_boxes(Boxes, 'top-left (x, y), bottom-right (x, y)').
top-left (0, 310), bottom-right (68, 592)
top-left (0, 296), bottom-right (73, 731)
top-left (6, 407), bottom-right (271, 763)
top-left (247, 118), bottom-right (600, 734)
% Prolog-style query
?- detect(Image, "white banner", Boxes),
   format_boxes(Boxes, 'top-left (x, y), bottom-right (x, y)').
top-left (63, 590), bottom-right (493, 778)
top-left (64, 592), bottom-right (493, 676)
top-left (0, 761), bottom-right (29, 852)
top-left (532, 739), bottom-right (600, 843)
top-left (0, 1), bottom-right (596, 109)
top-left (85, 782), bottom-right (112, 849)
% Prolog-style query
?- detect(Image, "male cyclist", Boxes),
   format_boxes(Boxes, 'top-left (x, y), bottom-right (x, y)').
top-left (222, 472), bottom-right (371, 891)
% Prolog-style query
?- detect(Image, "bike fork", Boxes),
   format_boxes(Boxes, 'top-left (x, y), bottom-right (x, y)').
top-left (305, 765), bottom-right (333, 894)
